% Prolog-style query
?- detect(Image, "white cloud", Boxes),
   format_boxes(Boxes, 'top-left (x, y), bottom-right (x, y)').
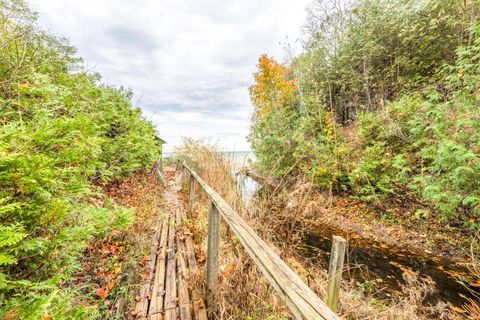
top-left (28, 0), bottom-right (310, 151)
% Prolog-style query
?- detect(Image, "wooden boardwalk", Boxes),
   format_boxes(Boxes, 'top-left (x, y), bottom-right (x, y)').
top-left (134, 170), bottom-right (207, 320)
top-left (134, 163), bottom-right (339, 320)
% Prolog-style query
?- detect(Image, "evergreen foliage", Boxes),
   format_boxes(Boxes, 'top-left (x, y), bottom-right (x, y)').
top-left (249, 0), bottom-right (480, 229)
top-left (0, 1), bottom-right (160, 318)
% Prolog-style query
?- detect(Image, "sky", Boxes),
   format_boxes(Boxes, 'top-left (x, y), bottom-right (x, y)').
top-left (28, 0), bottom-right (311, 151)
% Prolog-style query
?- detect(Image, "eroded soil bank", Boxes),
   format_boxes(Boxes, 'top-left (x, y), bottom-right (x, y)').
top-left (302, 223), bottom-right (479, 309)
top-left (245, 177), bottom-right (480, 313)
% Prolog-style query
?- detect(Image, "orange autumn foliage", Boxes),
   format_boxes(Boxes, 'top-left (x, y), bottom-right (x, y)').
top-left (249, 55), bottom-right (297, 119)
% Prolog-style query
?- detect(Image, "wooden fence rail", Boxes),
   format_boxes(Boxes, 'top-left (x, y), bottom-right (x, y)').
top-left (181, 162), bottom-right (340, 320)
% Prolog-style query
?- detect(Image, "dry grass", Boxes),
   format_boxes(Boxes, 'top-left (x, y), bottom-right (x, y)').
top-left (469, 236), bottom-right (480, 279)
top-left (174, 140), bottom-right (464, 320)
top-left (462, 236), bottom-right (480, 318)
top-left (175, 140), bottom-right (290, 319)
top-left (247, 188), bottom-right (458, 320)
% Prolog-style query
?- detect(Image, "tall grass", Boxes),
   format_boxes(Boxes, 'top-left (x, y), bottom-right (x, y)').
top-left (464, 236), bottom-right (480, 318)
top-left (174, 140), bottom-right (457, 319)
top-left (174, 140), bottom-right (290, 319)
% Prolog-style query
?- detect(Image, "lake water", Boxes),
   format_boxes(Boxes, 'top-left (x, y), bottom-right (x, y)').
top-left (219, 151), bottom-right (259, 203)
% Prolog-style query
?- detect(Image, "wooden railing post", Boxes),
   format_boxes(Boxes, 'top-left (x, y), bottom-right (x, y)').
top-left (188, 177), bottom-right (195, 216)
top-left (326, 236), bottom-right (346, 312)
top-left (206, 199), bottom-right (220, 304)
top-left (181, 167), bottom-right (187, 189)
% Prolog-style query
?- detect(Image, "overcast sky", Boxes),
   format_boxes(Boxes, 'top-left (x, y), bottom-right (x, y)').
top-left (28, 0), bottom-right (310, 151)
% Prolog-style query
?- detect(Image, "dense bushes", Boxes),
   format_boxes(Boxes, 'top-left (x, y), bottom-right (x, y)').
top-left (249, 0), bottom-right (480, 229)
top-left (352, 25), bottom-right (480, 223)
top-left (301, 0), bottom-right (477, 123)
top-left (0, 1), bottom-right (160, 318)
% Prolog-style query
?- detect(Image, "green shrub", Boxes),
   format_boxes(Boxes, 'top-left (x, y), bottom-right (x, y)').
top-left (248, 107), bottom-right (299, 178)
top-left (353, 27), bottom-right (480, 223)
top-left (0, 1), bottom-right (161, 318)
top-left (249, 1), bottom-right (480, 228)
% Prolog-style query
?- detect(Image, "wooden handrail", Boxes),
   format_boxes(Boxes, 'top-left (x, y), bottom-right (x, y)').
top-left (182, 163), bottom-right (340, 320)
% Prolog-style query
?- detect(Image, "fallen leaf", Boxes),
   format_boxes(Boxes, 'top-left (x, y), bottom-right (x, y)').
top-left (97, 288), bottom-right (107, 299)
top-left (450, 306), bottom-right (466, 313)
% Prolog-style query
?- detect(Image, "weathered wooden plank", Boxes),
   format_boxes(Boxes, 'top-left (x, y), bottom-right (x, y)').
top-left (185, 236), bottom-right (208, 320)
top-left (114, 294), bottom-right (125, 319)
top-left (181, 167), bottom-right (187, 189)
top-left (164, 214), bottom-right (178, 320)
top-left (134, 218), bottom-right (162, 318)
top-left (155, 158), bottom-right (166, 185)
top-left (184, 236), bottom-right (198, 270)
top-left (206, 199), bottom-right (220, 305)
top-left (188, 178), bottom-right (195, 217)
top-left (183, 163), bottom-right (339, 320)
top-left (176, 204), bottom-right (182, 225)
top-left (326, 236), bottom-right (346, 312)
top-left (148, 216), bottom-right (169, 320)
top-left (177, 237), bottom-right (193, 320)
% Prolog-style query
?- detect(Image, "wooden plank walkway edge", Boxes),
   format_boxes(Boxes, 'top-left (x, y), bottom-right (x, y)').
top-left (182, 163), bottom-right (340, 320)
top-left (134, 174), bottom-right (207, 320)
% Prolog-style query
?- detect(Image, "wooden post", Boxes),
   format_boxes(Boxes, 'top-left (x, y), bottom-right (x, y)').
top-left (326, 236), bottom-right (346, 312)
top-left (156, 158), bottom-right (166, 185)
top-left (181, 167), bottom-right (186, 188)
top-left (188, 177), bottom-right (195, 216)
top-left (206, 199), bottom-right (220, 304)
